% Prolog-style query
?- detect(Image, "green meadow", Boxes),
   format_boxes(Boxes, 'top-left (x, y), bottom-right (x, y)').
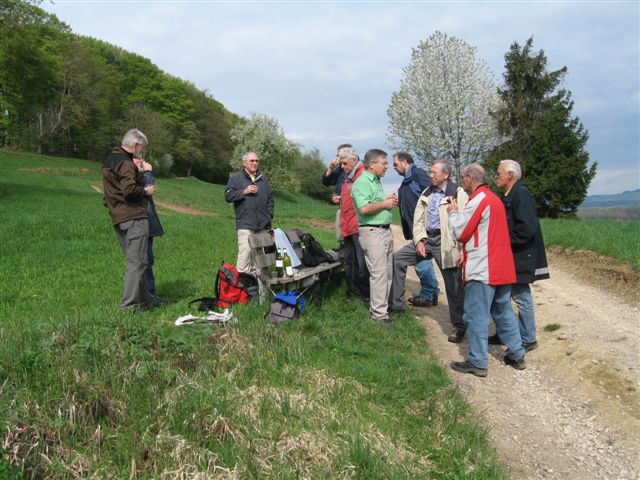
top-left (1, 151), bottom-right (504, 479)
top-left (540, 218), bottom-right (640, 270)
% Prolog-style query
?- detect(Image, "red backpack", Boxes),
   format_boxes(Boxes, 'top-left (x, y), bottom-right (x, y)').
top-left (188, 262), bottom-right (258, 311)
top-left (215, 262), bottom-right (249, 308)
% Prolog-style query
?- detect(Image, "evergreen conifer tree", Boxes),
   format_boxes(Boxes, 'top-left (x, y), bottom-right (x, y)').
top-left (486, 38), bottom-right (597, 218)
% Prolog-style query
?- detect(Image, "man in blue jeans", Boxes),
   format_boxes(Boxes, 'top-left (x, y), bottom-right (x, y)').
top-left (447, 164), bottom-right (525, 377)
top-left (390, 152), bottom-right (439, 312)
top-left (491, 159), bottom-right (550, 352)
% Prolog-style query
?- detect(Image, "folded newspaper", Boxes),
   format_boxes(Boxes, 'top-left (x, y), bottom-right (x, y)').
top-left (175, 309), bottom-right (236, 326)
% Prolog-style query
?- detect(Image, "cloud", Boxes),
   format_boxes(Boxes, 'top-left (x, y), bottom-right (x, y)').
top-left (43, 1), bottom-right (639, 193)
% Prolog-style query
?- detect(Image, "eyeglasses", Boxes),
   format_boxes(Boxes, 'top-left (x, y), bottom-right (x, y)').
top-left (247, 159), bottom-right (259, 163)
top-left (495, 171), bottom-right (507, 177)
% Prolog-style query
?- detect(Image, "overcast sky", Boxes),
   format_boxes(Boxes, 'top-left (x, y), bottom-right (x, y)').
top-left (42, 1), bottom-right (639, 195)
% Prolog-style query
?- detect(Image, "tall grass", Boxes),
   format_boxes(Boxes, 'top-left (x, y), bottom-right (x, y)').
top-left (541, 218), bottom-right (640, 270)
top-left (0, 151), bottom-right (504, 478)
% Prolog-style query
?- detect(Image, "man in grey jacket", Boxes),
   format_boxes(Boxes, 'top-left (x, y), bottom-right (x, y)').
top-left (224, 152), bottom-right (274, 273)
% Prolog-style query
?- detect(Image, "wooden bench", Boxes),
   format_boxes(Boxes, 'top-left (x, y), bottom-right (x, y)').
top-left (248, 230), bottom-right (343, 294)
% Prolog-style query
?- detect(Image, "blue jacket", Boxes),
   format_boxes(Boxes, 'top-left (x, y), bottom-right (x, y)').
top-left (140, 171), bottom-right (164, 237)
top-left (398, 164), bottom-right (431, 240)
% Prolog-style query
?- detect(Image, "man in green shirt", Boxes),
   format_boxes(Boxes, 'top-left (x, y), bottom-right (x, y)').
top-left (352, 149), bottom-right (399, 324)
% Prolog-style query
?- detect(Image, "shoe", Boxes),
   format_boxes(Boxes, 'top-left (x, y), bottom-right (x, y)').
top-left (372, 316), bottom-right (394, 325)
top-left (488, 333), bottom-right (504, 345)
top-left (450, 361), bottom-right (488, 377)
top-left (408, 295), bottom-right (434, 307)
top-left (504, 355), bottom-right (526, 370)
top-left (523, 341), bottom-right (538, 352)
top-left (447, 329), bottom-right (466, 343)
top-left (387, 307), bottom-right (405, 315)
top-left (432, 294), bottom-right (438, 306)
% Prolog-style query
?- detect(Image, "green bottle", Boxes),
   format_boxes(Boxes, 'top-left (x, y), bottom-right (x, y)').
top-left (283, 250), bottom-right (293, 277)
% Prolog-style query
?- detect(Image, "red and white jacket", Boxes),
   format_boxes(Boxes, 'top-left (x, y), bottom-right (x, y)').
top-left (448, 185), bottom-right (516, 286)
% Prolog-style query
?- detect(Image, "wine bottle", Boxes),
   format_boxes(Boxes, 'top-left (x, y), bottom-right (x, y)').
top-left (275, 248), bottom-right (284, 278)
top-left (283, 250), bottom-right (293, 277)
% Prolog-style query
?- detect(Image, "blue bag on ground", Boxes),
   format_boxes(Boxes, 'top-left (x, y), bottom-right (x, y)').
top-left (265, 290), bottom-right (306, 325)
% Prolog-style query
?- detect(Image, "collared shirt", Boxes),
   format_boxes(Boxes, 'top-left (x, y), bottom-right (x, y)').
top-left (352, 171), bottom-right (393, 226)
top-left (427, 181), bottom-right (447, 229)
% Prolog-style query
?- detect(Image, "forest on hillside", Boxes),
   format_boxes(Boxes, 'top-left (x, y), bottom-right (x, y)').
top-left (0, 0), bottom-right (332, 198)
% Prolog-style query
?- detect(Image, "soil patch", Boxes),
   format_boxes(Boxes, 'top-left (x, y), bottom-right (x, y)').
top-left (21, 167), bottom-right (92, 175)
top-left (546, 245), bottom-right (639, 306)
top-left (89, 183), bottom-right (216, 216)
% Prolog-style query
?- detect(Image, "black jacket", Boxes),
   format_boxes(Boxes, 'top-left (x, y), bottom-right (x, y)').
top-left (224, 169), bottom-right (274, 230)
top-left (398, 165), bottom-right (431, 240)
top-left (322, 165), bottom-right (345, 195)
top-left (503, 181), bottom-right (550, 283)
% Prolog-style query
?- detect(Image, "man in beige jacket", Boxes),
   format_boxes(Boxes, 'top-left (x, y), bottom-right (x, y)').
top-left (413, 159), bottom-right (469, 343)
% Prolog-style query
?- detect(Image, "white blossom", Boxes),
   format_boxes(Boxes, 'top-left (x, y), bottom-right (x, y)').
top-left (387, 31), bottom-right (501, 181)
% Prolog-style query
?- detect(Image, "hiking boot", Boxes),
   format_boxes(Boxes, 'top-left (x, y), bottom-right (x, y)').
top-left (408, 295), bottom-right (435, 307)
top-left (488, 333), bottom-right (503, 345)
top-left (450, 361), bottom-right (488, 377)
top-left (448, 329), bottom-right (466, 344)
top-left (504, 355), bottom-right (526, 370)
top-left (523, 341), bottom-right (538, 352)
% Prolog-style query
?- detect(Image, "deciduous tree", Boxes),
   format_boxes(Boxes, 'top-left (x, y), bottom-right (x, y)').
top-left (230, 113), bottom-right (301, 191)
top-left (387, 31), bottom-right (500, 181)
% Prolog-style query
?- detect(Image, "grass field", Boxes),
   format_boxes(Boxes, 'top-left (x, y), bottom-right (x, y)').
top-left (0, 151), bottom-right (505, 479)
top-left (541, 218), bottom-right (640, 270)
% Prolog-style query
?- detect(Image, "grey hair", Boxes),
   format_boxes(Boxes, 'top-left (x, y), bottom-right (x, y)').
top-left (242, 151), bottom-right (258, 162)
top-left (500, 159), bottom-right (522, 180)
top-left (121, 129), bottom-right (148, 148)
top-left (338, 147), bottom-right (358, 160)
top-left (363, 148), bottom-right (387, 168)
top-left (463, 163), bottom-right (486, 184)
top-left (432, 159), bottom-right (452, 176)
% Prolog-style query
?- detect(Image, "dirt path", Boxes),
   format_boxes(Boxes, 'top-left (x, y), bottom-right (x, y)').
top-left (391, 227), bottom-right (640, 480)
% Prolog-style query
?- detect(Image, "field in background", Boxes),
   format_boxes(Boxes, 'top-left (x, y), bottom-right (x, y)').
top-left (541, 218), bottom-right (640, 270)
top-left (0, 151), bottom-right (504, 479)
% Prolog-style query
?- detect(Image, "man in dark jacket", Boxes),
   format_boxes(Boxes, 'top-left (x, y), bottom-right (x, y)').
top-left (492, 159), bottom-right (550, 352)
top-left (133, 156), bottom-right (164, 295)
top-left (224, 152), bottom-right (274, 273)
top-left (102, 128), bottom-right (160, 310)
top-left (389, 152), bottom-right (439, 312)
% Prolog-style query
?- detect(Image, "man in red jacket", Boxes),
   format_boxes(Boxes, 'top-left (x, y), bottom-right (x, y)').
top-left (447, 164), bottom-right (526, 377)
top-left (339, 147), bottom-right (369, 301)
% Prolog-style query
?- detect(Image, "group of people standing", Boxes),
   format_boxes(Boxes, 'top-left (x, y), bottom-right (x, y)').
top-left (323, 144), bottom-right (549, 377)
top-left (103, 128), bottom-right (549, 377)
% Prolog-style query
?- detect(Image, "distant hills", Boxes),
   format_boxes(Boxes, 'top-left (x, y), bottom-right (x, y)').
top-left (580, 189), bottom-right (640, 208)
top-left (578, 189), bottom-right (640, 220)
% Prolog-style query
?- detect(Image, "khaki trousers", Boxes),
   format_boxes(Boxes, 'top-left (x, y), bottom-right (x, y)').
top-left (236, 228), bottom-right (263, 274)
top-left (358, 226), bottom-right (394, 321)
